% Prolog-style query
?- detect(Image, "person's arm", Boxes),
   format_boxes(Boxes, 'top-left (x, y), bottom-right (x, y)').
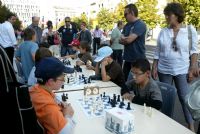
top-left (132, 96), bottom-right (162, 110)
top-left (95, 62), bottom-right (100, 75)
top-left (8, 26), bottom-right (17, 45)
top-left (31, 44), bottom-right (39, 61)
top-left (101, 59), bottom-right (111, 81)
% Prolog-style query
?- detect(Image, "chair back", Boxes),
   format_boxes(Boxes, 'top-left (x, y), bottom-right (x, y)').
top-left (156, 81), bottom-right (176, 118)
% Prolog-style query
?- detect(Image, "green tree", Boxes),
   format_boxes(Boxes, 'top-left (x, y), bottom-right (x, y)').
top-left (136, 0), bottom-right (161, 29)
top-left (0, 2), bottom-right (21, 30)
top-left (168, 0), bottom-right (200, 28)
top-left (96, 8), bottom-right (115, 30)
top-left (72, 12), bottom-right (92, 30)
top-left (114, 0), bottom-right (128, 22)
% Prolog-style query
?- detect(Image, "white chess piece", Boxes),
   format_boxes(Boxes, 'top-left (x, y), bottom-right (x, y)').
top-left (143, 103), bottom-right (146, 114)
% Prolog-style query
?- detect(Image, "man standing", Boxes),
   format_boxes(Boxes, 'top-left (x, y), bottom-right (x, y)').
top-left (92, 25), bottom-right (103, 55)
top-left (0, 12), bottom-right (17, 64)
top-left (120, 4), bottom-right (147, 81)
top-left (28, 16), bottom-right (42, 45)
top-left (58, 17), bottom-right (78, 56)
top-left (110, 20), bottom-right (124, 67)
top-left (79, 22), bottom-right (92, 45)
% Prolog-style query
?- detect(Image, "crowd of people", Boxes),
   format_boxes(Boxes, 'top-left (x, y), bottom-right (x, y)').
top-left (0, 2), bottom-right (199, 134)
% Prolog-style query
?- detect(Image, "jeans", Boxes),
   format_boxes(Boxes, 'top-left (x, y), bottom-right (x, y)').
top-left (158, 72), bottom-right (193, 124)
top-left (61, 45), bottom-right (74, 57)
top-left (112, 49), bottom-right (123, 67)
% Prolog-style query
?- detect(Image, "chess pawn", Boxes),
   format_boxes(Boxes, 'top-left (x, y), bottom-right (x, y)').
top-left (148, 107), bottom-right (153, 117)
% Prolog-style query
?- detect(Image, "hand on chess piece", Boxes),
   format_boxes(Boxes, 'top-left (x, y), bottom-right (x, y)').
top-left (61, 103), bottom-right (74, 118)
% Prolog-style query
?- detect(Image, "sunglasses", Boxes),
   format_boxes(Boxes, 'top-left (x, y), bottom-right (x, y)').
top-left (172, 37), bottom-right (178, 51)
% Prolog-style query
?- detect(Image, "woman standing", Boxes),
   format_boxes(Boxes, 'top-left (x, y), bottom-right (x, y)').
top-left (152, 2), bottom-right (199, 131)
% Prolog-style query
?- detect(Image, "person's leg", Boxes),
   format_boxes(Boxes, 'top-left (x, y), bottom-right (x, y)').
top-left (67, 46), bottom-right (74, 55)
top-left (4, 47), bottom-right (14, 65)
top-left (117, 50), bottom-right (123, 67)
top-left (158, 72), bottom-right (173, 85)
top-left (93, 38), bottom-right (97, 55)
top-left (197, 122), bottom-right (200, 134)
top-left (123, 61), bottom-right (132, 81)
top-left (61, 45), bottom-right (67, 57)
top-left (112, 50), bottom-right (117, 61)
top-left (174, 74), bottom-right (194, 131)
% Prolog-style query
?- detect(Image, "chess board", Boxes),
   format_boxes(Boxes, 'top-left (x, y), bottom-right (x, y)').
top-left (77, 95), bottom-right (133, 118)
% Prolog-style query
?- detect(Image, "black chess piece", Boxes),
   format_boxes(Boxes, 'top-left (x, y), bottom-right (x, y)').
top-left (100, 94), bottom-right (102, 98)
top-left (83, 78), bottom-right (87, 84)
top-left (67, 78), bottom-right (70, 83)
top-left (88, 77), bottom-right (91, 83)
top-left (79, 67), bottom-right (82, 72)
top-left (113, 94), bottom-right (117, 104)
top-left (119, 101), bottom-right (124, 108)
top-left (107, 97), bottom-right (110, 103)
top-left (79, 75), bottom-right (81, 80)
top-left (82, 74), bottom-right (85, 79)
top-left (61, 85), bottom-right (64, 89)
top-left (62, 93), bottom-right (68, 102)
top-left (103, 92), bottom-right (106, 97)
top-left (127, 102), bottom-right (131, 110)
top-left (111, 99), bottom-right (116, 107)
top-left (121, 98), bottom-right (125, 106)
top-left (117, 95), bottom-right (120, 102)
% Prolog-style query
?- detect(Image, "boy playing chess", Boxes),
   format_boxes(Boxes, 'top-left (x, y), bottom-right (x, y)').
top-left (122, 59), bottom-right (162, 110)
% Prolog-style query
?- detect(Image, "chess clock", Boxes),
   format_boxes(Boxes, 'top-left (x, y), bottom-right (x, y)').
top-left (84, 86), bottom-right (99, 96)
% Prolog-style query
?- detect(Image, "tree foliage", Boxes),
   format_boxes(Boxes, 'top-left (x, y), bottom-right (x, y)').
top-left (72, 12), bottom-right (92, 30)
top-left (96, 8), bottom-right (115, 30)
top-left (114, 0), bottom-right (128, 22)
top-left (0, 2), bottom-right (21, 30)
top-left (136, 0), bottom-right (161, 29)
top-left (169, 0), bottom-right (200, 28)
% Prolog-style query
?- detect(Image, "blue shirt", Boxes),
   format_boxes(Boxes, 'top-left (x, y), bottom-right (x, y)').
top-left (15, 41), bottom-right (38, 80)
top-left (122, 19), bottom-right (147, 62)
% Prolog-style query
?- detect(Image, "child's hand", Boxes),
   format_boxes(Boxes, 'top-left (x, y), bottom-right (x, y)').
top-left (76, 60), bottom-right (84, 66)
top-left (122, 93), bottom-right (134, 101)
top-left (101, 58), bottom-right (108, 66)
top-left (61, 103), bottom-right (74, 117)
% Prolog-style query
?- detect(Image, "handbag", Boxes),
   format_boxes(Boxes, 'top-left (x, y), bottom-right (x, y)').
top-left (0, 46), bottom-right (44, 134)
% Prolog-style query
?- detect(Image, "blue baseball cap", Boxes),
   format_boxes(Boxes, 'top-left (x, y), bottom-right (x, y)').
top-left (94, 46), bottom-right (113, 62)
top-left (35, 57), bottom-right (74, 80)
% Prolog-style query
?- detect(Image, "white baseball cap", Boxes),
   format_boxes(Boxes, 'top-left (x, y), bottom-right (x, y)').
top-left (94, 46), bottom-right (113, 62)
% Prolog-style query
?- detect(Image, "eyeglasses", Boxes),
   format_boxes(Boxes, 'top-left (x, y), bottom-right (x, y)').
top-left (172, 37), bottom-right (178, 51)
top-left (56, 78), bottom-right (65, 82)
top-left (131, 71), bottom-right (144, 77)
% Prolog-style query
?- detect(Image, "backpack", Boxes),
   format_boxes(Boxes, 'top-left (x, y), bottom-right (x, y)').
top-left (185, 77), bottom-right (200, 121)
top-left (0, 46), bottom-right (44, 134)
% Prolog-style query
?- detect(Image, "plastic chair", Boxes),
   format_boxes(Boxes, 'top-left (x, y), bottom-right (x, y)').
top-left (156, 81), bottom-right (177, 118)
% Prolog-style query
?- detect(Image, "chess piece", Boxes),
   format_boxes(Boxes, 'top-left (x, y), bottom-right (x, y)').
top-left (83, 77), bottom-right (87, 84)
top-left (103, 92), bottom-right (106, 98)
top-left (119, 101), bottom-right (124, 108)
top-left (117, 95), bottom-right (120, 102)
top-left (82, 74), bottom-right (85, 79)
top-left (144, 103), bottom-right (146, 114)
top-left (111, 99), bottom-right (116, 107)
top-left (62, 93), bottom-right (68, 102)
top-left (61, 85), bottom-right (64, 89)
top-left (88, 77), bottom-right (91, 83)
top-left (121, 98), bottom-right (125, 106)
top-left (107, 97), bottom-right (111, 103)
top-left (67, 78), bottom-right (70, 83)
top-left (127, 102), bottom-right (131, 110)
top-left (79, 67), bottom-right (82, 72)
top-left (113, 94), bottom-right (117, 104)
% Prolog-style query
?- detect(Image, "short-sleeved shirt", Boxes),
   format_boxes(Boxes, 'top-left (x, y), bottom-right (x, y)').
top-left (78, 52), bottom-right (93, 64)
top-left (110, 27), bottom-right (124, 50)
top-left (58, 25), bottom-right (77, 46)
top-left (126, 78), bottom-right (162, 102)
top-left (105, 61), bottom-right (125, 87)
top-left (29, 84), bottom-right (67, 134)
top-left (15, 41), bottom-right (38, 80)
top-left (122, 19), bottom-right (147, 62)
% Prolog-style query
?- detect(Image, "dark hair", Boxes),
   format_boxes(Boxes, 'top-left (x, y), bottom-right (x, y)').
top-left (65, 16), bottom-right (70, 20)
top-left (81, 22), bottom-right (87, 26)
top-left (131, 59), bottom-right (150, 72)
top-left (47, 20), bottom-right (53, 28)
top-left (35, 48), bottom-right (52, 62)
top-left (39, 42), bottom-right (50, 48)
top-left (24, 28), bottom-right (35, 41)
top-left (117, 20), bottom-right (123, 27)
top-left (6, 12), bottom-right (16, 20)
top-left (80, 41), bottom-right (91, 52)
top-left (164, 2), bottom-right (185, 23)
top-left (125, 4), bottom-right (138, 17)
